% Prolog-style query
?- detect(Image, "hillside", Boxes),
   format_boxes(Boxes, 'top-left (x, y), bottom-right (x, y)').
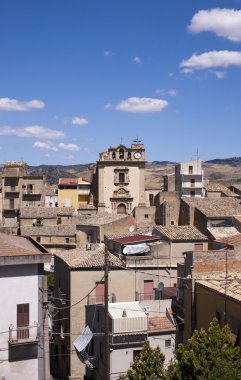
top-left (5, 157), bottom-right (241, 186)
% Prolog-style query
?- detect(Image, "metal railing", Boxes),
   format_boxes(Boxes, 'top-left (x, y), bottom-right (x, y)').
top-left (9, 323), bottom-right (40, 344)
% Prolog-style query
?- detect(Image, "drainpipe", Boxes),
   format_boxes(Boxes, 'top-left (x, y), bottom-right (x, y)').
top-left (190, 266), bottom-right (196, 334)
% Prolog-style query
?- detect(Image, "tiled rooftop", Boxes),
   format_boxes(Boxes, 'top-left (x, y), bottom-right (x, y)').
top-left (20, 207), bottom-right (74, 218)
top-left (74, 213), bottom-right (129, 226)
top-left (182, 197), bottom-right (241, 217)
top-left (21, 224), bottom-right (76, 236)
top-left (207, 227), bottom-right (239, 240)
top-left (148, 316), bottom-right (176, 333)
top-left (0, 232), bottom-right (48, 257)
top-left (59, 178), bottom-right (78, 186)
top-left (217, 233), bottom-right (241, 246)
top-left (205, 183), bottom-right (236, 197)
top-left (231, 183), bottom-right (241, 191)
top-left (54, 245), bottom-right (124, 268)
top-left (196, 271), bottom-right (241, 303)
top-left (153, 225), bottom-right (208, 241)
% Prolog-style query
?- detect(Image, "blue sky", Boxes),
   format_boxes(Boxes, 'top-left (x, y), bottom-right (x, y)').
top-left (1, 0), bottom-right (241, 165)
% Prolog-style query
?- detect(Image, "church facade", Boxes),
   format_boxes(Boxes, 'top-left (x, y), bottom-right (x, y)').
top-left (97, 141), bottom-right (146, 214)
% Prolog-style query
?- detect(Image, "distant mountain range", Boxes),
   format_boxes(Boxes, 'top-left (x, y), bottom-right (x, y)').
top-left (1, 157), bottom-right (239, 185)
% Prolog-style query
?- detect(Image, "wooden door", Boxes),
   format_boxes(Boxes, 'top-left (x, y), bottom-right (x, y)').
top-left (144, 280), bottom-right (154, 300)
top-left (17, 303), bottom-right (29, 339)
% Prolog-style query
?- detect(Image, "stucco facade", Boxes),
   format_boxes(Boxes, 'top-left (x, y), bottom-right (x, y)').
top-left (96, 142), bottom-right (146, 214)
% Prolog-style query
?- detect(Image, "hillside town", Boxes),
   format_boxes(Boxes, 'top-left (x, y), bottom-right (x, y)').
top-left (1, 140), bottom-right (241, 379)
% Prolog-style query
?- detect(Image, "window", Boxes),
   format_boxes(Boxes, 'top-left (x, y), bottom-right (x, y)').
top-left (119, 149), bottom-right (124, 159)
top-left (194, 243), bottom-right (203, 251)
top-left (57, 217), bottom-right (62, 225)
top-left (119, 172), bottom-right (125, 183)
top-left (17, 303), bottom-right (29, 339)
top-left (149, 193), bottom-right (154, 206)
top-left (165, 339), bottom-right (171, 348)
top-left (36, 237), bottom-right (41, 243)
top-left (189, 165), bottom-right (193, 174)
top-left (112, 152), bottom-right (116, 159)
top-left (127, 152), bottom-right (131, 159)
top-left (144, 214), bottom-right (148, 219)
top-left (190, 178), bottom-right (195, 187)
top-left (190, 190), bottom-right (195, 197)
top-left (9, 199), bottom-right (14, 209)
top-left (65, 238), bottom-right (70, 244)
top-left (171, 220), bottom-right (175, 225)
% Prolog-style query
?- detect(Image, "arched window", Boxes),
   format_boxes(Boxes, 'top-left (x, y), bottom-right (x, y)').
top-left (119, 149), bottom-right (124, 159)
top-left (112, 152), bottom-right (116, 159)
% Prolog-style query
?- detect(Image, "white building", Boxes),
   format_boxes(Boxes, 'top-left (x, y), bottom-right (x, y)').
top-left (175, 159), bottom-right (204, 198)
top-left (0, 232), bottom-right (51, 380)
top-left (82, 300), bottom-right (176, 380)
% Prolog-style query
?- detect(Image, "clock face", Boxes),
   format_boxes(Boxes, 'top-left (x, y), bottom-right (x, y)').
top-left (134, 151), bottom-right (142, 159)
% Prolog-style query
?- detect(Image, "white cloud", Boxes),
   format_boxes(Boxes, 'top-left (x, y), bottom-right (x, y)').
top-left (132, 56), bottom-right (142, 64)
top-left (155, 88), bottom-right (177, 97)
top-left (104, 50), bottom-right (113, 57)
top-left (0, 125), bottom-right (64, 139)
top-left (115, 97), bottom-right (168, 113)
top-left (58, 143), bottom-right (80, 151)
top-left (189, 8), bottom-right (241, 42)
top-left (211, 70), bottom-right (227, 79)
top-left (180, 50), bottom-right (241, 71)
top-left (72, 116), bottom-right (88, 126)
top-left (33, 141), bottom-right (58, 152)
top-left (0, 98), bottom-right (45, 111)
top-left (167, 89), bottom-right (177, 97)
top-left (104, 103), bottom-right (112, 109)
top-left (64, 155), bottom-right (75, 160)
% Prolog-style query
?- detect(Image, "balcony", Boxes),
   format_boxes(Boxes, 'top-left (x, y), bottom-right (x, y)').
top-left (87, 294), bottom-right (116, 305)
top-left (9, 324), bottom-right (40, 346)
top-left (181, 182), bottom-right (203, 189)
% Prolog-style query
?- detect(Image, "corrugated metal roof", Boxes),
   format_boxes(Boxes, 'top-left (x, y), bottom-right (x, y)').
top-left (109, 302), bottom-right (147, 334)
top-left (109, 235), bottom-right (160, 244)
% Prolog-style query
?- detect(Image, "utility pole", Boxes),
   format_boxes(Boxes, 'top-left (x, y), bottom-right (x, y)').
top-left (104, 247), bottom-right (110, 380)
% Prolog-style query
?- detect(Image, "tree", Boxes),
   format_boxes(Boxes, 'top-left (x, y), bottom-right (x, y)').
top-left (167, 318), bottom-right (241, 380)
top-left (124, 340), bottom-right (165, 380)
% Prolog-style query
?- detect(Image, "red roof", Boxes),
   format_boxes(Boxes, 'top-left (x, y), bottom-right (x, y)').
top-left (59, 178), bottom-right (78, 186)
top-left (148, 316), bottom-right (176, 333)
top-left (110, 234), bottom-right (160, 244)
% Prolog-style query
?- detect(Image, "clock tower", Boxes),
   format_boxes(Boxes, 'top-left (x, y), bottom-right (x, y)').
top-left (96, 140), bottom-right (146, 214)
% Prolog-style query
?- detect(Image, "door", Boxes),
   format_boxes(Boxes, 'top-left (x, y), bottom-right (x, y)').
top-left (117, 203), bottom-right (126, 214)
top-left (17, 303), bottom-right (29, 339)
top-left (144, 280), bottom-right (154, 300)
top-left (96, 282), bottom-right (105, 304)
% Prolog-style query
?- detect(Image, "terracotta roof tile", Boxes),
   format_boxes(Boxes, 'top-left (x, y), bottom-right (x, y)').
top-left (0, 232), bottom-right (48, 257)
top-left (154, 226), bottom-right (208, 241)
top-left (148, 316), bottom-right (176, 333)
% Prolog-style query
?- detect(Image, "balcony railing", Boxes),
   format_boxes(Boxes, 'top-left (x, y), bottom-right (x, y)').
top-left (136, 292), bottom-right (155, 301)
top-left (9, 324), bottom-right (40, 345)
top-left (87, 294), bottom-right (116, 305)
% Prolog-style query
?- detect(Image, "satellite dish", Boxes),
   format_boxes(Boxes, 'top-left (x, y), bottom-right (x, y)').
top-left (129, 225), bottom-right (136, 233)
top-left (158, 282), bottom-right (164, 291)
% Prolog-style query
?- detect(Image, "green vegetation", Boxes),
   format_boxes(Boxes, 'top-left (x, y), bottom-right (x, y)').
top-left (125, 341), bottom-right (165, 380)
top-left (124, 319), bottom-right (241, 380)
top-left (47, 272), bottom-right (54, 290)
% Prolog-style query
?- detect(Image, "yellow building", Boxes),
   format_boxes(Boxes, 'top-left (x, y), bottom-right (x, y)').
top-left (58, 178), bottom-right (91, 212)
